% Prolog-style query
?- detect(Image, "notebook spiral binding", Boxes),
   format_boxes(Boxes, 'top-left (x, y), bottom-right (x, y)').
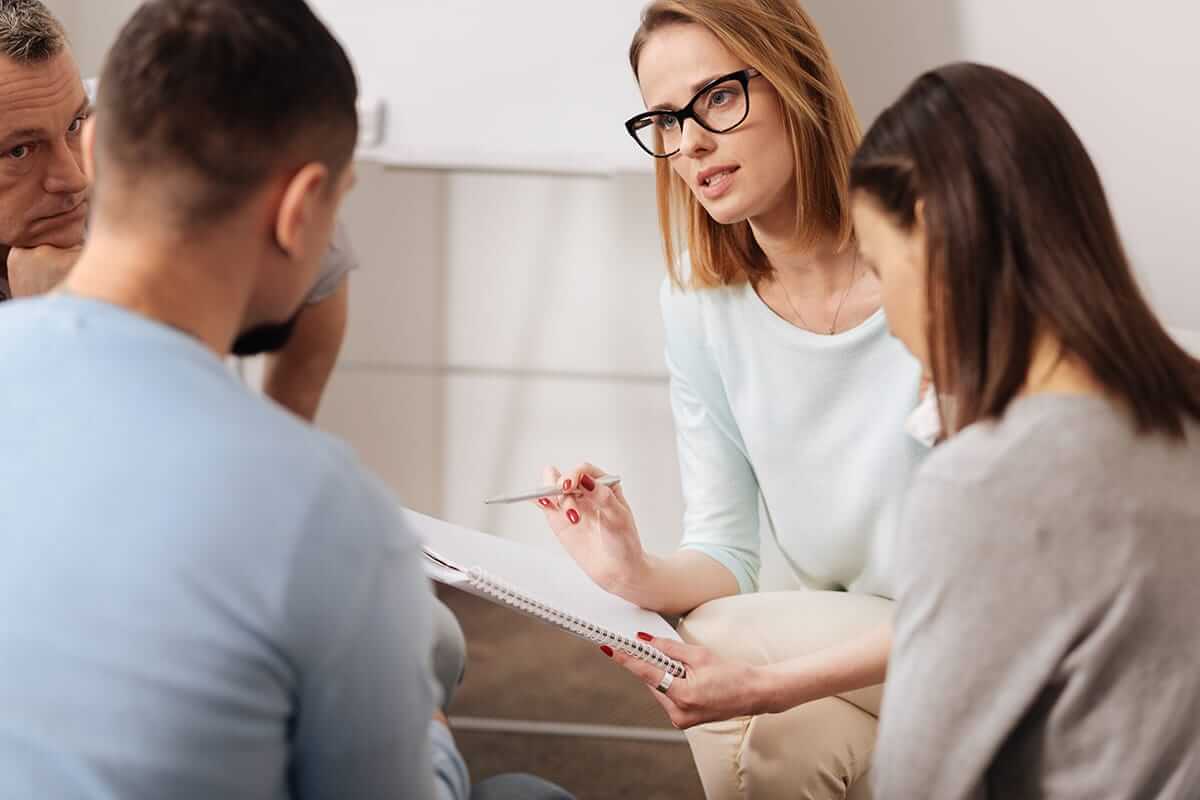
top-left (468, 567), bottom-right (686, 678)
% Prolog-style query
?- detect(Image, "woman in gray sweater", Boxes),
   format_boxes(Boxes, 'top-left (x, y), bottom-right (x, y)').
top-left (848, 63), bottom-right (1200, 799)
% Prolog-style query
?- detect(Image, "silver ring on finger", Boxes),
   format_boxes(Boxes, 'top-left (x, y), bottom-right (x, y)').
top-left (656, 670), bottom-right (674, 694)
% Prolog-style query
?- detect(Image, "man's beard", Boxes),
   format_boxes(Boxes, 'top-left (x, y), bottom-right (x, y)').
top-left (231, 311), bottom-right (302, 356)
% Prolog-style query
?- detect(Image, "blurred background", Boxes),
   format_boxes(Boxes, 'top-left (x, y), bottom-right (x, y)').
top-left (41, 1), bottom-right (1200, 573)
top-left (39, 2), bottom-right (1200, 796)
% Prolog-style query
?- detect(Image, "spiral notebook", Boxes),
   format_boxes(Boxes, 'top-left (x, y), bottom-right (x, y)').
top-left (402, 509), bottom-right (686, 678)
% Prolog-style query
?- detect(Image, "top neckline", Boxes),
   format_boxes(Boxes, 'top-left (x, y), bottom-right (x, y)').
top-left (743, 280), bottom-right (888, 350)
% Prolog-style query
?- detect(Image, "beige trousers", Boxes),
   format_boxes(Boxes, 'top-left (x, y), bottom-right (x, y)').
top-left (678, 591), bottom-right (894, 800)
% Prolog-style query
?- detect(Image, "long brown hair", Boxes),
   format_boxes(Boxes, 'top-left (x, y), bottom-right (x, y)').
top-left (850, 62), bottom-right (1200, 437)
top-left (630, 0), bottom-right (860, 289)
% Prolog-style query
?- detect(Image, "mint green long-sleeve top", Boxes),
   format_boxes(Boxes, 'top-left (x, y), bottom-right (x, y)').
top-left (661, 277), bottom-right (927, 598)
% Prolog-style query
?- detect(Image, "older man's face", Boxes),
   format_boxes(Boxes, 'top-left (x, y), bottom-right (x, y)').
top-left (0, 49), bottom-right (90, 252)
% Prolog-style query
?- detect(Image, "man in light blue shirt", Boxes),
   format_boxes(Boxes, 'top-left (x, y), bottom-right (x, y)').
top-left (0, 1), bottom-right (567, 798)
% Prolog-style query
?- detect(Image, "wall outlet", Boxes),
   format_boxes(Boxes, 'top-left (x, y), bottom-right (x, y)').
top-left (357, 97), bottom-right (388, 150)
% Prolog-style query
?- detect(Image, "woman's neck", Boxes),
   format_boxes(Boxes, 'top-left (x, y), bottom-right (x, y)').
top-left (748, 198), bottom-right (880, 334)
top-left (750, 202), bottom-right (848, 292)
top-left (1022, 334), bottom-right (1107, 398)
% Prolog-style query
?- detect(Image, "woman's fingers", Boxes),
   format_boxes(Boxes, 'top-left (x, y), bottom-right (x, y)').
top-left (560, 462), bottom-right (617, 527)
top-left (557, 472), bottom-right (582, 526)
top-left (645, 686), bottom-right (689, 728)
top-left (536, 462), bottom-right (627, 529)
top-left (570, 464), bottom-right (629, 515)
top-left (608, 646), bottom-right (677, 693)
top-left (634, 633), bottom-right (708, 667)
top-left (535, 466), bottom-right (564, 512)
top-left (608, 481), bottom-right (632, 512)
top-left (607, 647), bottom-right (695, 728)
top-left (573, 462), bottom-right (610, 480)
top-left (574, 462), bottom-right (632, 513)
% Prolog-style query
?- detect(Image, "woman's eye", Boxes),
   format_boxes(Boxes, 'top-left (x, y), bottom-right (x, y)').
top-left (708, 90), bottom-right (733, 107)
top-left (7, 145), bottom-right (31, 160)
top-left (656, 116), bottom-right (678, 131)
top-left (67, 116), bottom-right (86, 134)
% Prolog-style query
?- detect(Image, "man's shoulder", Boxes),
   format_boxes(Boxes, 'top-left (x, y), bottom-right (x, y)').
top-left (218, 407), bottom-right (418, 569)
top-left (285, 423), bottom-right (413, 543)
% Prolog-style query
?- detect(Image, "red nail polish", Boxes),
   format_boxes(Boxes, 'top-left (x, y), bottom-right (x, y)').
top-left (580, 474), bottom-right (595, 491)
top-left (637, 632), bottom-right (653, 642)
top-left (563, 479), bottom-right (572, 491)
top-left (538, 498), bottom-right (552, 508)
top-left (567, 509), bottom-right (580, 525)
top-left (600, 645), bottom-right (614, 657)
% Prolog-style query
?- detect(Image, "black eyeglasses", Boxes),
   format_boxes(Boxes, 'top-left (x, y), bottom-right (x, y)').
top-left (624, 68), bottom-right (762, 158)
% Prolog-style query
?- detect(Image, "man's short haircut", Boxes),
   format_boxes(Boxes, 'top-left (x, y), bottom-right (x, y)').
top-left (95, 0), bottom-right (359, 226)
top-left (0, 0), bottom-right (66, 63)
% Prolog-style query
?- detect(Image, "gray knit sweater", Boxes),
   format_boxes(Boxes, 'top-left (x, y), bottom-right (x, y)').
top-left (875, 393), bottom-right (1200, 799)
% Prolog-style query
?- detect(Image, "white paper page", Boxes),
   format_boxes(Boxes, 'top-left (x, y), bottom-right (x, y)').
top-left (402, 509), bottom-right (679, 643)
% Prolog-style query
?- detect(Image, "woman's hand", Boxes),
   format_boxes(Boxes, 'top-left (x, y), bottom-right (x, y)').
top-left (536, 463), bottom-right (647, 593)
top-left (604, 633), bottom-right (772, 729)
top-left (534, 463), bottom-right (648, 595)
top-left (534, 463), bottom-right (740, 615)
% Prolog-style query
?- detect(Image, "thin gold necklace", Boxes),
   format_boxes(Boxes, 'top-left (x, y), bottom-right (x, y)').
top-left (777, 250), bottom-right (859, 335)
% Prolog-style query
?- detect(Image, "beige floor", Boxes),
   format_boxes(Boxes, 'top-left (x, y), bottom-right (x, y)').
top-left (439, 586), bottom-right (705, 799)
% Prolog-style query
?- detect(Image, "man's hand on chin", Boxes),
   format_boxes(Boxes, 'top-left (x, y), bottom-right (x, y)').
top-left (6, 243), bottom-right (84, 298)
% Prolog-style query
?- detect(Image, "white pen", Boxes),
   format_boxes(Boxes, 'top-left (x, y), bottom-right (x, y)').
top-left (484, 475), bottom-right (622, 505)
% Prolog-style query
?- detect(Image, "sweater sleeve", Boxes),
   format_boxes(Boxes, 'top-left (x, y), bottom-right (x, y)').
top-left (283, 461), bottom-right (469, 800)
top-left (660, 278), bottom-right (762, 594)
top-left (873, 472), bottom-right (1080, 800)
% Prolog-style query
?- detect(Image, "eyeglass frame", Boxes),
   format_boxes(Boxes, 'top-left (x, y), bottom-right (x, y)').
top-left (624, 68), bottom-right (763, 159)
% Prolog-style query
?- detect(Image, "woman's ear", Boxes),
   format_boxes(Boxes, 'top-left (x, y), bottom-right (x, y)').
top-left (274, 162), bottom-right (329, 260)
top-left (910, 198), bottom-right (929, 265)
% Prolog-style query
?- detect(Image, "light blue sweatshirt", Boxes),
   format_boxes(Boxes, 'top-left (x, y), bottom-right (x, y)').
top-left (0, 295), bottom-right (469, 800)
top-left (661, 277), bottom-right (927, 597)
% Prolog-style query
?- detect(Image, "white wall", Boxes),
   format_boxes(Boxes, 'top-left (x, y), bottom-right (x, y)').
top-left (1172, 328), bottom-right (1200, 358)
top-left (810, 0), bottom-right (1200, 331)
top-left (306, 0), bottom-right (650, 173)
top-left (40, 0), bottom-right (77, 32)
top-left (42, 0), bottom-right (125, 73)
top-left (804, 0), bottom-right (964, 126)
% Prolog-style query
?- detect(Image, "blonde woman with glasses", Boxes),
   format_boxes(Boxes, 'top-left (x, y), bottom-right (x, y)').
top-left (533, 1), bottom-right (927, 797)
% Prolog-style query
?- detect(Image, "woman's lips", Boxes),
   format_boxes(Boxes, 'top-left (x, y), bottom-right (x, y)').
top-left (698, 166), bottom-right (739, 200)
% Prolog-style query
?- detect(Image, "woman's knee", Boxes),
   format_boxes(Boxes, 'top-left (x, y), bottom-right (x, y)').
top-left (679, 591), bottom-right (894, 665)
top-left (678, 595), bottom-right (778, 664)
top-left (685, 697), bottom-right (877, 800)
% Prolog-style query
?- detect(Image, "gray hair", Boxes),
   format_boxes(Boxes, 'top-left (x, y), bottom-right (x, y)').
top-left (0, 0), bottom-right (66, 63)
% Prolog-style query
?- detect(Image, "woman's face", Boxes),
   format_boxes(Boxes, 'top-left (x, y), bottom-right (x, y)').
top-left (636, 24), bottom-right (795, 225)
top-left (852, 195), bottom-right (931, 368)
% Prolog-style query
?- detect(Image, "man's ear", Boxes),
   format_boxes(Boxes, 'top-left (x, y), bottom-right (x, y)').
top-left (274, 163), bottom-right (329, 260)
top-left (82, 116), bottom-right (97, 183)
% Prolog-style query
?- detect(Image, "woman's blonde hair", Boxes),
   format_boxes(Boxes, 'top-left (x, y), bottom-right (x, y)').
top-left (630, 0), bottom-right (861, 288)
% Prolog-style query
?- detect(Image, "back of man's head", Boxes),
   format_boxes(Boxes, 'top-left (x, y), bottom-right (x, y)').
top-left (0, 0), bottom-right (65, 64)
top-left (94, 0), bottom-right (358, 228)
